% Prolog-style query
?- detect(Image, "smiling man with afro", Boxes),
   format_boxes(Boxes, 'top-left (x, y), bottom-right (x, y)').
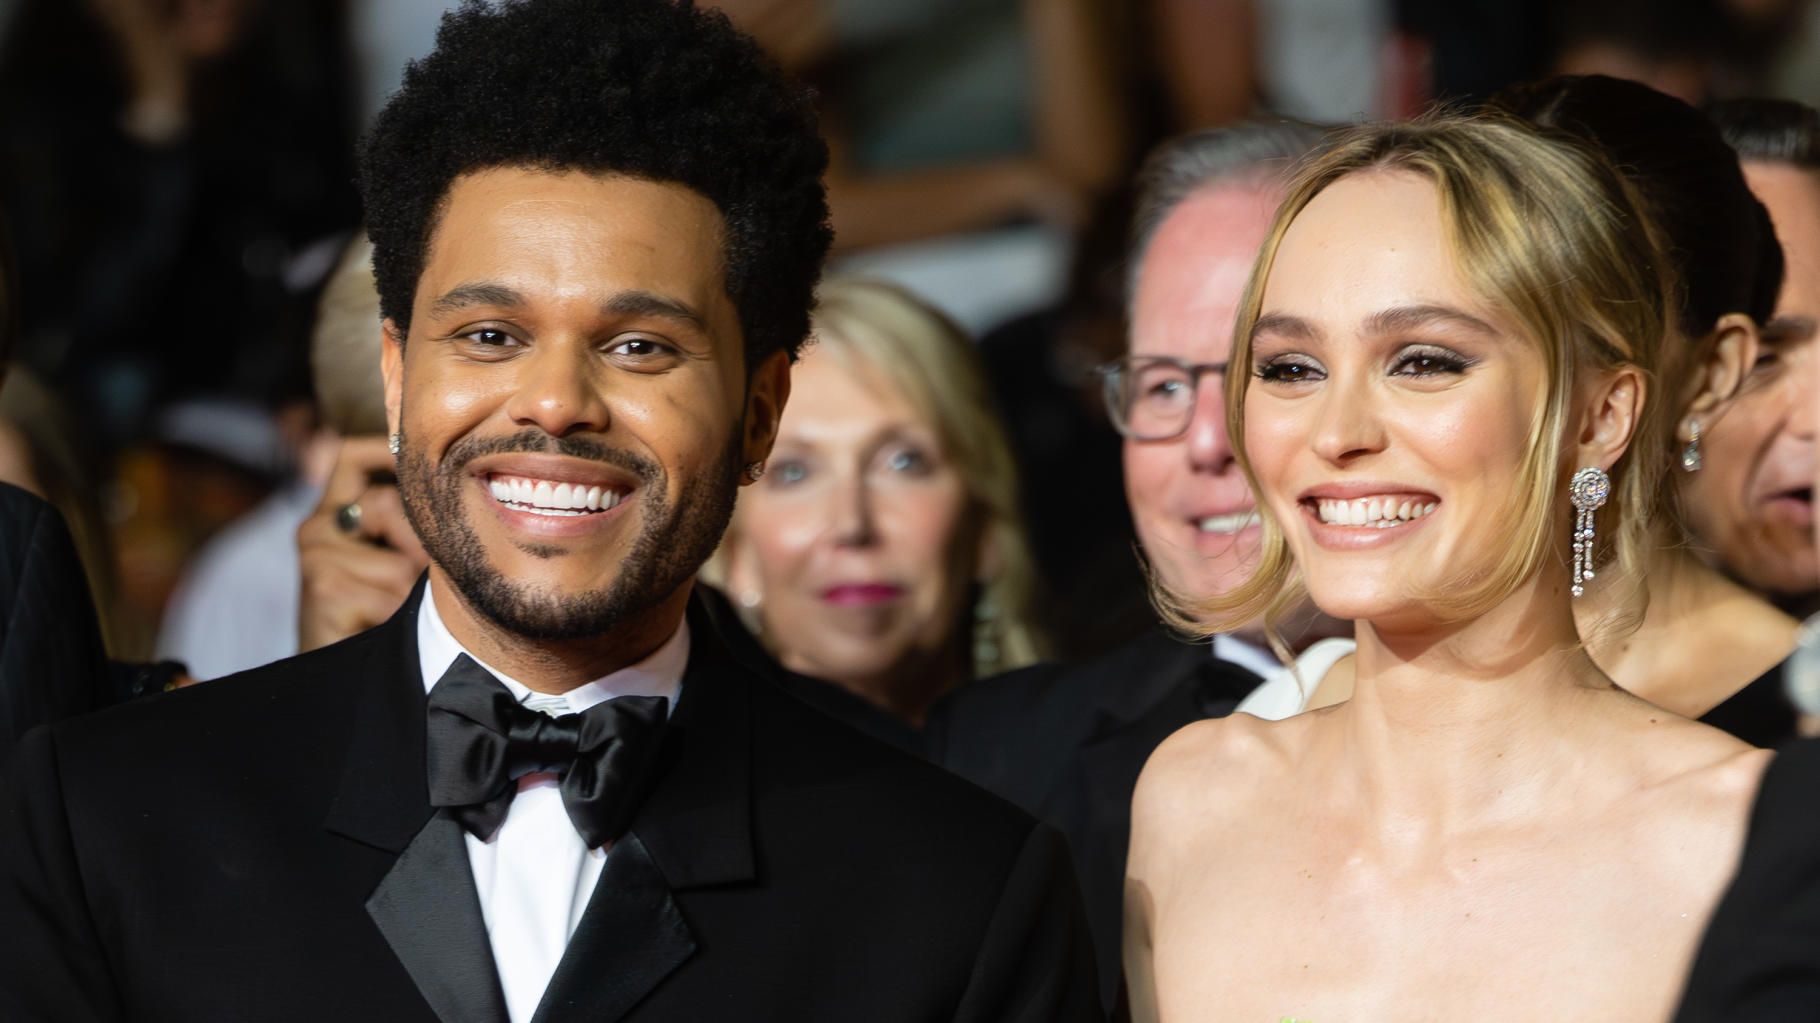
top-left (0, 2), bottom-right (1102, 1021)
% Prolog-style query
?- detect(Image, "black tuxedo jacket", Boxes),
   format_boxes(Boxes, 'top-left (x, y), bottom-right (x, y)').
top-left (1674, 735), bottom-right (1820, 1020)
top-left (926, 629), bottom-right (1260, 1007)
top-left (0, 481), bottom-right (108, 767)
top-left (1, 587), bottom-right (1101, 1022)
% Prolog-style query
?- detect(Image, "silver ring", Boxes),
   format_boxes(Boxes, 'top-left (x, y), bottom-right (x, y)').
top-left (334, 501), bottom-right (364, 535)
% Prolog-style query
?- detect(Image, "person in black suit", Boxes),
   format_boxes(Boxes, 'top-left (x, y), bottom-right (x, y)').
top-left (0, 2), bottom-right (1099, 1020)
top-left (1674, 737), bottom-right (1820, 1020)
top-left (927, 120), bottom-right (1343, 1005)
top-left (0, 480), bottom-right (109, 764)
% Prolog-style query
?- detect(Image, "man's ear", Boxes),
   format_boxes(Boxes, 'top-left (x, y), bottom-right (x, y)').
top-left (1675, 312), bottom-right (1761, 445)
top-left (741, 349), bottom-right (792, 480)
top-left (381, 318), bottom-right (405, 441)
top-left (1573, 364), bottom-right (1647, 472)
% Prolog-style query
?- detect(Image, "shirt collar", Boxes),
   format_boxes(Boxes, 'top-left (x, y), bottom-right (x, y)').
top-left (416, 582), bottom-right (688, 716)
top-left (1211, 632), bottom-right (1282, 681)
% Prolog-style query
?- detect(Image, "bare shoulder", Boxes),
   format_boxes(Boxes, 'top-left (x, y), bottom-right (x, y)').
top-left (1136, 714), bottom-right (1287, 811)
top-left (1623, 704), bottom-right (1773, 806)
top-left (1610, 704), bottom-right (1773, 860)
top-left (1129, 710), bottom-right (1325, 864)
top-left (1659, 739), bottom-right (1774, 819)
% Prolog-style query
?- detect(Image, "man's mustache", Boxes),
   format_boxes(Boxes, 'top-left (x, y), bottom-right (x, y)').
top-left (434, 428), bottom-right (662, 486)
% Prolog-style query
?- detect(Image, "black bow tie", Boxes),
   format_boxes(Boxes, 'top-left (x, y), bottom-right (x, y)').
top-left (424, 655), bottom-right (671, 848)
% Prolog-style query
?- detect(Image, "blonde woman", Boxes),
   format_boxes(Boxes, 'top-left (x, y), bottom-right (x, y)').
top-left (712, 277), bottom-right (1045, 728)
top-left (1124, 116), bottom-right (1770, 1020)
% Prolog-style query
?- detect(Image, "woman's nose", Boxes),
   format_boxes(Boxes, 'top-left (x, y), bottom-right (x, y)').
top-left (1308, 374), bottom-right (1388, 465)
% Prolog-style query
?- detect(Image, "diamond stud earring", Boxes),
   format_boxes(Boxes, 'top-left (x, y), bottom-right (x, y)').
top-left (744, 461), bottom-right (765, 482)
top-left (388, 432), bottom-right (402, 456)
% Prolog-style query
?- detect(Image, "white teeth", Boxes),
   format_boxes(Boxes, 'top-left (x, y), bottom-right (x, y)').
top-left (1198, 511), bottom-right (1260, 534)
top-left (487, 475), bottom-right (626, 516)
top-left (1314, 496), bottom-right (1438, 527)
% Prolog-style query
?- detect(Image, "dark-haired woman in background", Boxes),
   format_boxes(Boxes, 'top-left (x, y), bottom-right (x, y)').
top-left (1680, 98), bottom-right (1820, 745)
top-left (1494, 76), bottom-right (1801, 737)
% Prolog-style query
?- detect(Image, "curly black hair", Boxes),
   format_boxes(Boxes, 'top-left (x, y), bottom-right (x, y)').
top-left (359, 0), bottom-right (831, 365)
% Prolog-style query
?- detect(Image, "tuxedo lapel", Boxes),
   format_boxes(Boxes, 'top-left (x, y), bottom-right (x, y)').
top-left (318, 583), bottom-right (508, 1023)
top-left (530, 596), bottom-right (757, 1021)
top-left (367, 812), bottom-right (510, 1023)
top-left (323, 581), bottom-right (435, 854)
top-left (529, 833), bottom-right (695, 1023)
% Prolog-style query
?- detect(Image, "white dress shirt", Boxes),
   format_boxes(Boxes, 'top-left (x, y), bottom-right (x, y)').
top-left (1233, 637), bottom-right (1356, 721)
top-left (1210, 633), bottom-right (1285, 684)
top-left (416, 585), bottom-right (688, 1023)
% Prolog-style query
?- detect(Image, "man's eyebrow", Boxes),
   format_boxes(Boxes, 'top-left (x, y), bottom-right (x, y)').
top-left (428, 282), bottom-right (525, 317)
top-left (1251, 312), bottom-right (1321, 342)
top-left (602, 290), bottom-right (708, 331)
top-left (1763, 315), bottom-right (1818, 344)
top-left (1364, 304), bottom-right (1500, 339)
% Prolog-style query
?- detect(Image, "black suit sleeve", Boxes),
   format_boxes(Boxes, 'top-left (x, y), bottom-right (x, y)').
top-left (951, 822), bottom-right (1104, 1023)
top-left (0, 725), bottom-right (124, 1022)
top-left (0, 487), bottom-right (108, 766)
top-left (1675, 740), bottom-right (1820, 1021)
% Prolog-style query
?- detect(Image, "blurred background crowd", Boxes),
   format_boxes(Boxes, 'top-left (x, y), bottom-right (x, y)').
top-left (3, 0), bottom-right (1820, 694)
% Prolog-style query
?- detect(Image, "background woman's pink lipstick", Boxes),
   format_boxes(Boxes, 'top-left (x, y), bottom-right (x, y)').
top-left (821, 583), bottom-right (905, 607)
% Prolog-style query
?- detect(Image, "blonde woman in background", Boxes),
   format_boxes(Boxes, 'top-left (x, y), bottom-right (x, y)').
top-left (710, 277), bottom-right (1045, 731)
top-left (1125, 116), bottom-right (1768, 1021)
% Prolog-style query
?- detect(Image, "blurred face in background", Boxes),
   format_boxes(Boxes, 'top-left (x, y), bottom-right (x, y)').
top-left (727, 348), bottom-right (982, 717)
top-left (1685, 161), bottom-right (1820, 597)
top-left (1123, 180), bottom-right (1281, 601)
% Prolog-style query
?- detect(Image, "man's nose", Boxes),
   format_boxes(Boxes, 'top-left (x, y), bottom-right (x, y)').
top-left (1183, 373), bottom-right (1236, 473)
top-left (502, 343), bottom-right (613, 437)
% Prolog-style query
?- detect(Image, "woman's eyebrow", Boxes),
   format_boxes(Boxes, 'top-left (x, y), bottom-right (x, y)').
top-left (1251, 312), bottom-right (1321, 342)
top-left (1364, 304), bottom-right (1500, 339)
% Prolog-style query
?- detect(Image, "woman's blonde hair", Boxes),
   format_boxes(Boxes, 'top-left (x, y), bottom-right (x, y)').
top-left (1175, 113), bottom-right (1674, 642)
top-left (719, 276), bottom-right (1048, 677)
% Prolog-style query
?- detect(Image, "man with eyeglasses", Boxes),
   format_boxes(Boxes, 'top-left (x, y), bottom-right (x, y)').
top-left (929, 120), bottom-right (1348, 1009)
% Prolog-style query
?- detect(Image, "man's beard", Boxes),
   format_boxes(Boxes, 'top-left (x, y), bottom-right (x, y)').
top-left (396, 425), bottom-right (742, 641)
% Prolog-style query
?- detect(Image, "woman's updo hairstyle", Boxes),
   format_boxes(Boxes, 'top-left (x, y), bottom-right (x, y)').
top-left (1492, 75), bottom-right (1784, 343)
top-left (1179, 113), bottom-right (1673, 639)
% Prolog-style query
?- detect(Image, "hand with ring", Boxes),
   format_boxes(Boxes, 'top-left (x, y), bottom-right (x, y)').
top-left (297, 436), bottom-right (430, 652)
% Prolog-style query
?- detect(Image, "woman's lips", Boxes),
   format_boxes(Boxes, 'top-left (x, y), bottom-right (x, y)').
top-left (1297, 493), bottom-right (1440, 551)
top-left (820, 583), bottom-right (906, 607)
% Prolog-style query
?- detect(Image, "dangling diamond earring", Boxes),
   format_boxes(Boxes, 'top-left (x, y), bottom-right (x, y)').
top-left (388, 432), bottom-right (402, 456)
top-left (1681, 418), bottom-right (1702, 473)
top-left (1569, 466), bottom-right (1612, 598)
